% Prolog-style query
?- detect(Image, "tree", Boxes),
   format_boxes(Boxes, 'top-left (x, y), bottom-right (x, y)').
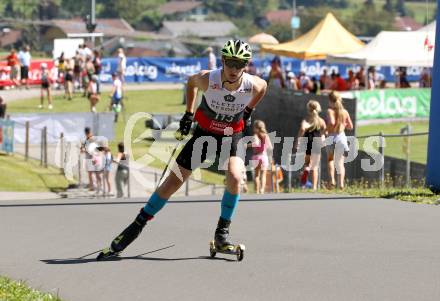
top-left (352, 1), bottom-right (395, 36)
top-left (3, 0), bottom-right (40, 19)
top-left (266, 22), bottom-right (292, 43)
top-left (383, 0), bottom-right (393, 12)
top-left (395, 0), bottom-right (407, 16)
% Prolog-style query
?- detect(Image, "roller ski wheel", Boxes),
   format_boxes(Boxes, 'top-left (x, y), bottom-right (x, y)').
top-left (96, 247), bottom-right (120, 261)
top-left (209, 240), bottom-right (245, 262)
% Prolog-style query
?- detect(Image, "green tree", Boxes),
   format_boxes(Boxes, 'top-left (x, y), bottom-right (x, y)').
top-left (383, 0), bottom-right (393, 12)
top-left (352, 1), bottom-right (395, 36)
top-left (266, 22), bottom-right (292, 43)
top-left (3, 0), bottom-right (40, 19)
top-left (395, 0), bottom-right (407, 16)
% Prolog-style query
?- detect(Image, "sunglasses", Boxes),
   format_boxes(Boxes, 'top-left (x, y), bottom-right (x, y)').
top-left (224, 59), bottom-right (248, 69)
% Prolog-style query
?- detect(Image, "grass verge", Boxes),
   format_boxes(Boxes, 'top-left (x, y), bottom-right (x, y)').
top-left (0, 153), bottom-right (69, 192)
top-left (0, 276), bottom-right (62, 301)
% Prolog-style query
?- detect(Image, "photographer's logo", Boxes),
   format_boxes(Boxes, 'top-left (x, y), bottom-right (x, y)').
top-left (224, 94), bottom-right (236, 102)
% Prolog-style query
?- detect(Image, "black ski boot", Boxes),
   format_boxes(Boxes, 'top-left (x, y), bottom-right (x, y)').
top-left (214, 217), bottom-right (235, 252)
top-left (97, 209), bottom-right (151, 260)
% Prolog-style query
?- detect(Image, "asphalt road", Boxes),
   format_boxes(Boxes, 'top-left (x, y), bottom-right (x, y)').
top-left (0, 193), bottom-right (439, 301)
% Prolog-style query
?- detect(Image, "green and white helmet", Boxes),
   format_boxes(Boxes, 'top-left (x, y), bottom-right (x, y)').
top-left (221, 39), bottom-right (252, 61)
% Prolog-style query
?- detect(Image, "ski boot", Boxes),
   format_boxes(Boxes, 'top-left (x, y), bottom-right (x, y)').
top-left (97, 209), bottom-right (151, 261)
top-left (209, 217), bottom-right (245, 261)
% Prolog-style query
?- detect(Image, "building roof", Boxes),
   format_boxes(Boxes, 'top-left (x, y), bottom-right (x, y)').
top-left (394, 16), bottom-right (422, 31)
top-left (265, 10), bottom-right (294, 24)
top-left (159, 1), bottom-right (202, 15)
top-left (160, 21), bottom-right (237, 38)
top-left (0, 29), bottom-right (22, 48)
top-left (50, 18), bottom-right (164, 39)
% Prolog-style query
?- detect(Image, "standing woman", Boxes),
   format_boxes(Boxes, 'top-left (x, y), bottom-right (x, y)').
top-left (326, 91), bottom-right (353, 189)
top-left (39, 63), bottom-right (53, 110)
top-left (251, 120), bottom-right (273, 194)
top-left (295, 100), bottom-right (326, 191)
top-left (115, 142), bottom-right (129, 198)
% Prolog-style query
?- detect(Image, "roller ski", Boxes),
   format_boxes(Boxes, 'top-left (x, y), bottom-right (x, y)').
top-left (96, 209), bottom-right (151, 261)
top-left (209, 217), bottom-right (245, 262)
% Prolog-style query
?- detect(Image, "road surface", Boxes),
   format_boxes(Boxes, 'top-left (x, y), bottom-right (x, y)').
top-left (0, 193), bottom-right (439, 301)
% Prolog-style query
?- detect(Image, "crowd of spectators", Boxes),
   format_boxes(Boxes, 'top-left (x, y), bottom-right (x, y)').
top-left (263, 56), bottom-right (432, 94)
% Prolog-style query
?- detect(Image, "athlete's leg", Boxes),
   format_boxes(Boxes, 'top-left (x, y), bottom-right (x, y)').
top-left (215, 156), bottom-right (244, 249)
top-left (254, 163), bottom-right (261, 193)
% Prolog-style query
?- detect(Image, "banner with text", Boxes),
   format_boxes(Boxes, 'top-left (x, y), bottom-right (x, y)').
top-left (342, 88), bottom-right (431, 120)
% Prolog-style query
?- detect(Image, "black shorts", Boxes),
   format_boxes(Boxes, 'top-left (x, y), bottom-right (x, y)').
top-left (176, 126), bottom-right (244, 171)
top-left (65, 72), bottom-right (73, 82)
top-left (41, 80), bottom-right (50, 89)
top-left (20, 66), bottom-right (29, 79)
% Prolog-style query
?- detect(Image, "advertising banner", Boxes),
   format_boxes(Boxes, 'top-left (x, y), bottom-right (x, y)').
top-left (342, 88), bottom-right (431, 120)
top-left (0, 119), bottom-right (14, 153)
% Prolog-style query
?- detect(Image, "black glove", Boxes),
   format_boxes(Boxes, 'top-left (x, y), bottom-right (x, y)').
top-left (243, 106), bottom-right (254, 127)
top-left (175, 111), bottom-right (194, 140)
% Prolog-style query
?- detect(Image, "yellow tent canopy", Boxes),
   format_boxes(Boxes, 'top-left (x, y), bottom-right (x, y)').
top-left (261, 12), bottom-right (364, 60)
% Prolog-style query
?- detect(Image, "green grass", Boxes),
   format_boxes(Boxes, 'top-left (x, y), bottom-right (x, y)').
top-left (357, 121), bottom-right (429, 164)
top-left (0, 276), bottom-right (63, 301)
top-left (0, 153), bottom-right (70, 192)
top-left (8, 90), bottom-right (226, 185)
top-left (343, 185), bottom-right (439, 205)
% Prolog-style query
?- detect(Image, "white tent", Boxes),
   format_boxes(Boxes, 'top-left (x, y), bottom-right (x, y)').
top-left (418, 21), bottom-right (436, 33)
top-left (327, 31), bottom-right (435, 67)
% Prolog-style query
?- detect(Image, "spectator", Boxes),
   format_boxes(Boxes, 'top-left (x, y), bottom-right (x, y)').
top-left (295, 100), bottom-right (326, 190)
top-left (6, 49), bottom-right (20, 88)
top-left (399, 68), bottom-right (410, 88)
top-left (88, 75), bottom-right (100, 112)
top-left (286, 71), bottom-right (298, 90)
top-left (39, 63), bottom-right (53, 110)
top-left (57, 52), bottom-right (66, 89)
top-left (82, 56), bottom-right (95, 97)
top-left (73, 50), bottom-right (83, 91)
top-left (335, 73), bottom-right (348, 91)
top-left (347, 70), bottom-right (359, 90)
top-left (93, 49), bottom-right (102, 94)
top-left (319, 69), bottom-right (328, 90)
top-left (310, 77), bottom-right (319, 94)
top-left (419, 67), bottom-right (432, 88)
top-left (355, 66), bottom-right (366, 88)
top-left (18, 45), bottom-right (31, 89)
top-left (81, 127), bottom-right (96, 191)
top-left (83, 44), bottom-right (93, 59)
top-left (115, 142), bottom-right (129, 198)
top-left (268, 56), bottom-right (285, 88)
top-left (251, 120), bottom-right (273, 194)
top-left (0, 96), bottom-right (6, 119)
top-left (206, 47), bottom-right (217, 70)
top-left (103, 146), bottom-right (113, 196)
top-left (367, 67), bottom-right (377, 90)
top-left (64, 57), bottom-right (74, 100)
top-left (110, 73), bottom-right (123, 122)
top-left (92, 144), bottom-right (104, 194)
top-left (299, 71), bottom-right (313, 93)
top-left (117, 48), bottom-right (126, 84)
top-left (326, 91), bottom-right (353, 190)
top-left (246, 60), bottom-right (257, 75)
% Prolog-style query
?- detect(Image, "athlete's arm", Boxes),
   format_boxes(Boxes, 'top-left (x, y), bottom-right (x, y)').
top-left (344, 110), bottom-right (354, 130)
top-left (293, 121), bottom-right (306, 152)
top-left (247, 76), bottom-right (268, 109)
top-left (186, 70), bottom-right (209, 113)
